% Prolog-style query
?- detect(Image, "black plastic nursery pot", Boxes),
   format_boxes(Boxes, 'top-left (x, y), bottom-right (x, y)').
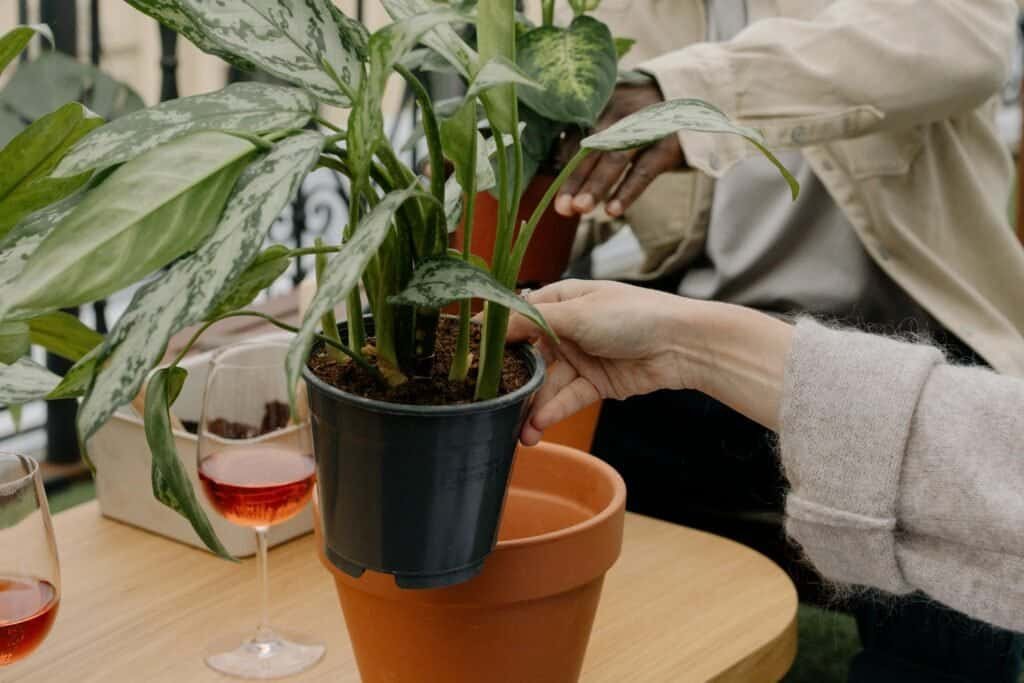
top-left (301, 317), bottom-right (545, 589)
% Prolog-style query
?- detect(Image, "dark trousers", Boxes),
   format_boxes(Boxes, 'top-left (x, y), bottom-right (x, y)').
top-left (592, 386), bottom-right (1024, 682)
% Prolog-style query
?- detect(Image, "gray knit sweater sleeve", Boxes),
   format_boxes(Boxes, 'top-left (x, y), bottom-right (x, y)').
top-left (778, 319), bottom-right (1024, 633)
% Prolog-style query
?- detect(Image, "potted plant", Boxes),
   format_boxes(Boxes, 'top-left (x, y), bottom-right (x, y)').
top-left (0, 3), bottom-right (795, 680)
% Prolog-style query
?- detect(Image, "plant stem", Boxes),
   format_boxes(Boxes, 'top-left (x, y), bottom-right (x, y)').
top-left (315, 238), bottom-right (345, 363)
top-left (315, 115), bottom-right (342, 133)
top-left (396, 65), bottom-right (446, 250)
top-left (449, 167), bottom-right (478, 382)
top-left (345, 187), bottom-right (367, 353)
top-left (508, 147), bottom-right (590, 277)
top-left (542, 0), bottom-right (555, 26)
top-left (287, 245), bottom-right (340, 258)
top-left (169, 310), bottom-right (382, 382)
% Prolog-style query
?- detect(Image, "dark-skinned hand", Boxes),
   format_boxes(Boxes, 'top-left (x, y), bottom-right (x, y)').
top-left (554, 81), bottom-right (686, 218)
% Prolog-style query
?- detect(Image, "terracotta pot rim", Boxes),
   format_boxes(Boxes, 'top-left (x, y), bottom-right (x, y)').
top-left (301, 315), bottom-right (545, 417)
top-left (494, 442), bottom-right (626, 551)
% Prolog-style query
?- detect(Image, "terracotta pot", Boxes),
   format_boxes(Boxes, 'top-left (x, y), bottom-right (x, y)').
top-left (316, 442), bottom-right (626, 683)
top-left (453, 174), bottom-right (581, 288)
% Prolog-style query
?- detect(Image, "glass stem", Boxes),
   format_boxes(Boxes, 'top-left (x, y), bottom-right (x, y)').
top-left (255, 527), bottom-right (272, 641)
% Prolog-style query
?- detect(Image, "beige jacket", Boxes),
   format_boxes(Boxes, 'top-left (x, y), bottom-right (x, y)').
top-left (582, 0), bottom-right (1024, 375)
top-left (781, 319), bottom-right (1024, 632)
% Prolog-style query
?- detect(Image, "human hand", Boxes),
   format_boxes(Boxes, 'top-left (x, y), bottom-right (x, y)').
top-left (553, 82), bottom-right (686, 219)
top-left (506, 280), bottom-right (705, 445)
top-left (507, 280), bottom-right (794, 445)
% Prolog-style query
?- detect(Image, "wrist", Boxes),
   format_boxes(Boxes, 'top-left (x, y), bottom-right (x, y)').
top-left (666, 300), bottom-right (793, 430)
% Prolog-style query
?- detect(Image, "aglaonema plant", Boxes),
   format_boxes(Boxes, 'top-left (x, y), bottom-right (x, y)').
top-left (0, 0), bottom-right (796, 559)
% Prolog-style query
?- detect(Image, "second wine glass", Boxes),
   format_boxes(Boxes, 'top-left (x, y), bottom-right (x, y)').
top-left (197, 340), bottom-right (324, 679)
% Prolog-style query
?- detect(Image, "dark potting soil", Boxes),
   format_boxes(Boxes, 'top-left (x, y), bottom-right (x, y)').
top-left (307, 317), bottom-right (531, 406)
top-left (201, 401), bottom-right (291, 438)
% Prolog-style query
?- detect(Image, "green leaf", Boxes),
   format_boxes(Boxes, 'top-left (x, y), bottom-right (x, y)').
top-left (76, 132), bottom-right (321, 442)
top-left (0, 322), bottom-right (29, 364)
top-left (179, 0), bottom-right (362, 106)
top-left (0, 24), bottom-right (52, 74)
top-left (124, 0), bottom-right (256, 71)
top-left (477, 0), bottom-right (517, 134)
top-left (8, 403), bottom-right (23, 432)
top-left (0, 190), bottom-right (85, 294)
top-left (285, 184), bottom-right (430, 408)
top-left (614, 36), bottom-right (635, 60)
top-left (0, 52), bottom-right (144, 147)
top-left (519, 103), bottom-right (560, 187)
top-left (55, 83), bottom-right (316, 178)
top-left (381, 0), bottom-right (478, 78)
top-left (464, 56), bottom-right (539, 103)
top-left (0, 102), bottom-right (103, 238)
top-left (0, 357), bottom-right (59, 406)
top-left (581, 98), bottom-right (800, 199)
top-left (0, 131), bottom-right (256, 321)
top-left (47, 345), bottom-right (100, 400)
top-left (28, 311), bottom-right (102, 362)
top-left (516, 16), bottom-right (617, 127)
top-left (391, 257), bottom-right (555, 339)
top-left (327, 3), bottom-right (370, 62)
top-left (145, 366), bottom-right (234, 560)
top-left (207, 245), bottom-right (291, 318)
top-left (568, 0), bottom-right (601, 15)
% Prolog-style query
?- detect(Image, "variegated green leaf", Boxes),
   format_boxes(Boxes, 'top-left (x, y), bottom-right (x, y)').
top-left (391, 257), bottom-right (555, 339)
top-left (76, 132), bottom-right (322, 442)
top-left (516, 16), bottom-right (616, 127)
top-left (47, 345), bottom-right (100, 400)
top-left (0, 24), bottom-right (52, 74)
top-left (8, 404), bottom-right (22, 432)
top-left (582, 98), bottom-right (800, 198)
top-left (0, 132), bottom-right (256, 322)
top-left (464, 56), bottom-right (539, 103)
top-left (381, 0), bottom-right (477, 78)
top-left (0, 191), bottom-right (85, 294)
top-left (0, 323), bottom-right (29, 364)
top-left (28, 311), bottom-right (102, 362)
top-left (145, 365), bottom-right (234, 560)
top-left (477, 0), bottom-right (517, 134)
top-left (179, 0), bottom-right (361, 106)
top-left (286, 184), bottom-right (430, 408)
top-left (124, 0), bottom-right (256, 71)
top-left (0, 102), bottom-right (103, 237)
top-left (0, 357), bottom-right (59, 405)
top-left (55, 83), bottom-right (316, 178)
top-left (207, 244), bottom-right (291, 317)
top-left (327, 3), bottom-right (370, 62)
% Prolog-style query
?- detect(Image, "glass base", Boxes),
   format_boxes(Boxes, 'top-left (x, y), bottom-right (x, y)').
top-left (206, 629), bottom-right (325, 679)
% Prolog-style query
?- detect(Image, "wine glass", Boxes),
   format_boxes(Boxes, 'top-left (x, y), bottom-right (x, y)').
top-left (0, 453), bottom-right (60, 667)
top-left (197, 340), bottom-right (324, 679)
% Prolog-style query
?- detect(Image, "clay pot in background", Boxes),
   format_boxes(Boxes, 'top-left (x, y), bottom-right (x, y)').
top-left (316, 442), bottom-right (626, 683)
top-left (453, 174), bottom-right (581, 288)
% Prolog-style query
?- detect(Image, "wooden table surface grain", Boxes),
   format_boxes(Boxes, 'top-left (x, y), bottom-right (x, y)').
top-left (3, 502), bottom-right (797, 683)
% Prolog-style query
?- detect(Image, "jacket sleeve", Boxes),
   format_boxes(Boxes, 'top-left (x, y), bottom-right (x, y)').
top-left (640, 0), bottom-right (1018, 176)
top-left (778, 320), bottom-right (1024, 633)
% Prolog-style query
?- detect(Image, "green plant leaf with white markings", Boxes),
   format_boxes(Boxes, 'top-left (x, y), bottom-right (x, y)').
top-left (581, 98), bottom-right (800, 198)
top-left (179, 0), bottom-right (362, 106)
top-left (145, 366), bottom-right (234, 560)
top-left (391, 257), bottom-right (555, 339)
top-left (381, 0), bottom-right (478, 78)
top-left (0, 131), bottom-right (255, 321)
top-left (0, 24), bottom-right (52, 74)
top-left (328, 3), bottom-right (370, 62)
top-left (0, 190), bottom-right (86, 294)
top-left (0, 102), bottom-right (103, 238)
top-left (55, 83), bottom-right (315, 177)
top-left (286, 185), bottom-right (431, 408)
top-left (463, 57), bottom-right (539, 104)
top-left (0, 357), bottom-right (59, 405)
top-left (477, 0), bottom-right (517, 134)
top-left (124, 0), bottom-right (256, 71)
top-left (28, 311), bottom-right (102, 362)
top-left (0, 323), bottom-right (29, 364)
top-left (76, 132), bottom-right (322, 442)
top-left (516, 16), bottom-right (616, 127)
top-left (207, 245), bottom-right (291, 318)
top-left (47, 345), bottom-right (100, 400)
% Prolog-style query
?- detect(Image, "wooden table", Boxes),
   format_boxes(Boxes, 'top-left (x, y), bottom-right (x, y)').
top-left (4, 502), bottom-right (797, 683)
